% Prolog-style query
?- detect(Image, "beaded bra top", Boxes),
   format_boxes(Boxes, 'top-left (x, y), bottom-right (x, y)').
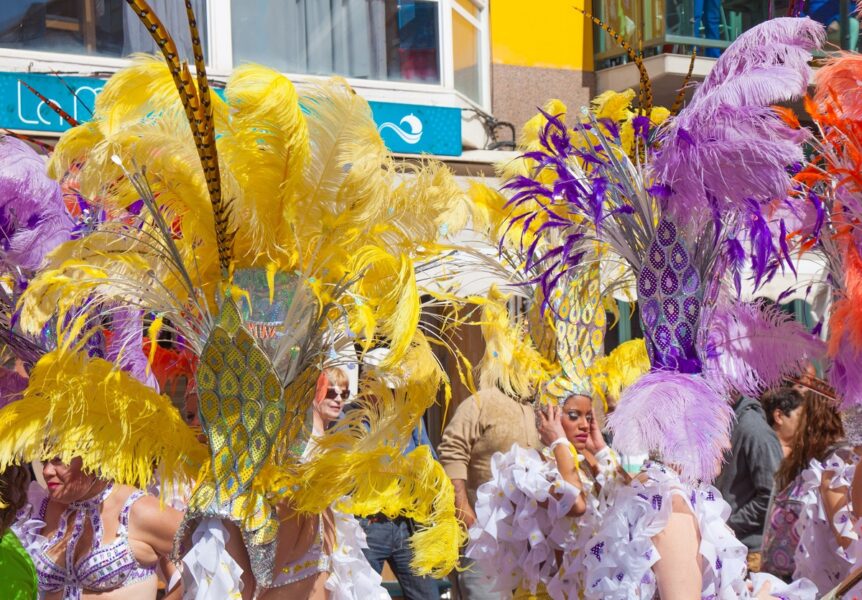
top-left (20, 483), bottom-right (156, 600)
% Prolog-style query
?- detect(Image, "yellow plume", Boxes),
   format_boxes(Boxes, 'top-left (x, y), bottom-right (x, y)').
top-left (586, 338), bottom-right (650, 405)
top-left (477, 286), bottom-right (557, 399)
top-left (0, 349), bottom-right (206, 489)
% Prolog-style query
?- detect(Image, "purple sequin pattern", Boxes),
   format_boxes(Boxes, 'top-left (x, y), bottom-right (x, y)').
top-left (638, 218), bottom-right (703, 373)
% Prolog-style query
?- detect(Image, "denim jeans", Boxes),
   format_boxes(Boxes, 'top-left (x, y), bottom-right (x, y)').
top-left (693, 0), bottom-right (722, 58)
top-left (359, 517), bottom-right (440, 600)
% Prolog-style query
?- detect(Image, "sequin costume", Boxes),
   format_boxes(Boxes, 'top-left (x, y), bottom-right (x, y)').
top-left (792, 446), bottom-right (859, 594)
top-left (14, 483), bottom-right (156, 600)
top-left (467, 444), bottom-right (623, 599)
top-left (6, 1), bottom-right (468, 596)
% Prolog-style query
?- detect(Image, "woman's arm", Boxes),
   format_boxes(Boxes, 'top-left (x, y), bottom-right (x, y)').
top-left (652, 494), bottom-right (703, 600)
top-left (852, 459), bottom-right (862, 520)
top-left (129, 495), bottom-right (184, 558)
top-left (821, 471), bottom-right (854, 549)
top-left (538, 405), bottom-right (587, 517)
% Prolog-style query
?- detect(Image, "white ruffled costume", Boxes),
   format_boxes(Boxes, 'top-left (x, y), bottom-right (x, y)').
top-left (793, 446), bottom-right (859, 595)
top-left (466, 443), bottom-right (622, 598)
top-left (582, 462), bottom-right (816, 600)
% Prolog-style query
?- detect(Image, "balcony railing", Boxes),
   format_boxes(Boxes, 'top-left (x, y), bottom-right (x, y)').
top-left (593, 0), bottom-right (860, 68)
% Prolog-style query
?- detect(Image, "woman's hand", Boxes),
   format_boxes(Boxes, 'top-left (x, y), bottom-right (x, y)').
top-left (585, 414), bottom-right (606, 455)
top-left (537, 404), bottom-right (567, 447)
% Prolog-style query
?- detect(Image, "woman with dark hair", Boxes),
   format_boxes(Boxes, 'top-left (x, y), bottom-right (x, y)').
top-left (762, 390), bottom-right (845, 581)
top-left (0, 465), bottom-right (36, 599)
top-left (786, 391), bottom-right (858, 594)
top-left (761, 387), bottom-right (805, 458)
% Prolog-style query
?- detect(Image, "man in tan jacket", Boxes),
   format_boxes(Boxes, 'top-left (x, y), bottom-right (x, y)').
top-left (438, 387), bottom-right (541, 599)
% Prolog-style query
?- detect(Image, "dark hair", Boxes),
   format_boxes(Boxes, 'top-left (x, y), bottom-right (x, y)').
top-left (760, 387), bottom-right (804, 427)
top-left (775, 391), bottom-right (844, 491)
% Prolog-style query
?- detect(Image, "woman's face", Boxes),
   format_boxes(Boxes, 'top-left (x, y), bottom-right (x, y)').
top-left (561, 395), bottom-right (593, 451)
top-left (41, 457), bottom-right (98, 504)
top-left (313, 377), bottom-right (348, 426)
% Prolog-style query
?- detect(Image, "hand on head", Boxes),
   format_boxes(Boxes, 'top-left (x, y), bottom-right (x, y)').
top-left (585, 410), bottom-right (607, 455)
top-left (537, 404), bottom-right (567, 447)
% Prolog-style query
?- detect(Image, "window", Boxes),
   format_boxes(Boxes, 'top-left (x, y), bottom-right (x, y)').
top-left (0, 1), bottom-right (488, 107)
top-left (231, 0), bottom-right (441, 84)
top-left (0, 0), bottom-right (206, 59)
top-left (451, 2), bottom-right (482, 103)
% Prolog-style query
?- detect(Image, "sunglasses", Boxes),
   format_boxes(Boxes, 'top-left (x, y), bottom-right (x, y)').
top-left (325, 388), bottom-right (350, 400)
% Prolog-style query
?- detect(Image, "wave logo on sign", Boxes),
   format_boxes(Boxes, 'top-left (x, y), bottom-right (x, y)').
top-left (377, 114), bottom-right (423, 145)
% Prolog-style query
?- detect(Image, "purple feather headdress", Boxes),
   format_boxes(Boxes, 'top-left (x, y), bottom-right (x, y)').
top-left (608, 371), bottom-right (733, 483)
top-left (503, 18), bottom-right (824, 481)
top-left (0, 137), bottom-right (73, 272)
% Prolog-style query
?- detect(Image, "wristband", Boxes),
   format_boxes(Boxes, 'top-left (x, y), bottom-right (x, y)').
top-left (549, 437), bottom-right (571, 452)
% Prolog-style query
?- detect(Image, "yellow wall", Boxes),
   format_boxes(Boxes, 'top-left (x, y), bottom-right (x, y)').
top-left (489, 0), bottom-right (594, 72)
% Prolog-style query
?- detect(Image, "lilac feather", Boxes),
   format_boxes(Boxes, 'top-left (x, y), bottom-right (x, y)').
top-left (608, 371), bottom-right (733, 483)
top-left (703, 300), bottom-right (826, 398)
top-left (829, 339), bottom-right (862, 410)
top-left (0, 137), bottom-right (73, 271)
top-left (105, 308), bottom-right (160, 391)
top-left (0, 366), bottom-right (27, 410)
top-left (652, 18), bottom-right (824, 230)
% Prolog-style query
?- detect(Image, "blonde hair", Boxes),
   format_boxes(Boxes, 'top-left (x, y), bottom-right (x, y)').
top-left (314, 367), bottom-right (350, 404)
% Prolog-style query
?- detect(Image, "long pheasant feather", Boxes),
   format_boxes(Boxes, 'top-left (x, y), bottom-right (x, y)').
top-left (124, 0), bottom-right (233, 274)
top-left (123, 0), bottom-right (202, 147)
top-left (670, 50), bottom-right (697, 116)
top-left (183, 0), bottom-right (233, 273)
top-left (576, 8), bottom-right (653, 115)
top-left (19, 81), bottom-right (79, 127)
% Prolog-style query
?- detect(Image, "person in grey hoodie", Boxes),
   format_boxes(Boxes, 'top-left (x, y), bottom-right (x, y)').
top-left (715, 394), bottom-right (784, 572)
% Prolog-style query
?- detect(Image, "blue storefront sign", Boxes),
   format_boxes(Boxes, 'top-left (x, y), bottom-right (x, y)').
top-left (0, 71), bottom-right (462, 157)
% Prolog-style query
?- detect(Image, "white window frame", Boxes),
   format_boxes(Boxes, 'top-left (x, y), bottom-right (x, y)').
top-left (0, 0), bottom-right (491, 112)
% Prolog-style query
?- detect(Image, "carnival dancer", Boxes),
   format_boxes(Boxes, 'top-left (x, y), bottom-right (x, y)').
top-left (12, 2), bottom-right (469, 597)
top-left (0, 349), bottom-right (205, 600)
top-left (502, 14), bottom-right (827, 598)
top-left (246, 367), bottom-right (389, 600)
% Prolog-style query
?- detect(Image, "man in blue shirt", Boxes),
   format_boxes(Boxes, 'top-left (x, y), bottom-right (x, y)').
top-left (351, 348), bottom-right (441, 600)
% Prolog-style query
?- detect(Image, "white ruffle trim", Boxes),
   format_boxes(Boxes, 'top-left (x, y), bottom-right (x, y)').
top-left (181, 517), bottom-right (245, 600)
top-left (793, 447), bottom-right (859, 594)
top-left (466, 443), bottom-right (617, 599)
top-left (12, 481), bottom-right (48, 556)
top-left (325, 508), bottom-right (389, 600)
top-left (748, 573), bottom-right (817, 600)
top-left (583, 462), bottom-right (749, 600)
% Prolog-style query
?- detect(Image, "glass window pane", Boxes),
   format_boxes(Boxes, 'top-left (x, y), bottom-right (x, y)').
top-left (231, 0), bottom-right (440, 85)
top-left (0, 1), bottom-right (207, 59)
top-left (452, 8), bottom-right (480, 103)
